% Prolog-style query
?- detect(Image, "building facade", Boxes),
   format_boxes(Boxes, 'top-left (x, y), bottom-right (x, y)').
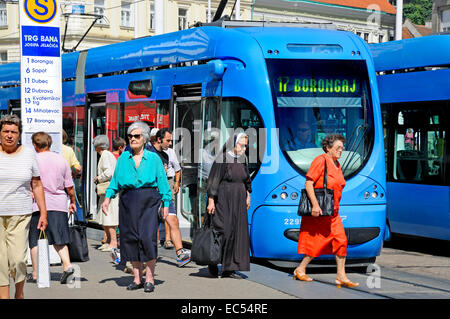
top-left (0, 0), bottom-right (396, 65)
top-left (432, 0), bottom-right (450, 33)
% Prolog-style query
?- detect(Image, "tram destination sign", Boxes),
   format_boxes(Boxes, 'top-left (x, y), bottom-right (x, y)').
top-left (277, 76), bottom-right (361, 96)
top-left (19, 0), bottom-right (62, 153)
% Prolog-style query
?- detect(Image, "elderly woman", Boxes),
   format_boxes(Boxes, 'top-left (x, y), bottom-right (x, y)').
top-left (29, 132), bottom-right (77, 284)
top-left (206, 132), bottom-right (252, 279)
top-left (93, 135), bottom-right (118, 252)
top-left (0, 115), bottom-right (47, 299)
top-left (102, 121), bottom-right (171, 293)
top-left (294, 133), bottom-right (359, 288)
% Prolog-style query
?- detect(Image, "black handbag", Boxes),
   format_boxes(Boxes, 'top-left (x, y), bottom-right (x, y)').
top-left (298, 158), bottom-right (335, 217)
top-left (191, 213), bottom-right (222, 266)
top-left (67, 214), bottom-right (90, 262)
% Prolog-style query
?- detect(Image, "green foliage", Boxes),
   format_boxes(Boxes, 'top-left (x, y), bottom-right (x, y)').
top-left (403, 0), bottom-right (433, 25)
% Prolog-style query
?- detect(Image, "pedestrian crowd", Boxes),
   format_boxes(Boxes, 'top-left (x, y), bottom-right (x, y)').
top-left (0, 114), bottom-right (358, 298)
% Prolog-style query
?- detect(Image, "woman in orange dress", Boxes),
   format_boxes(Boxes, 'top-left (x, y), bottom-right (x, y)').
top-left (294, 133), bottom-right (359, 288)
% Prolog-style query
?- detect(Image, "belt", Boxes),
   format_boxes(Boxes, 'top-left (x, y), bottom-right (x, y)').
top-left (167, 176), bottom-right (174, 180)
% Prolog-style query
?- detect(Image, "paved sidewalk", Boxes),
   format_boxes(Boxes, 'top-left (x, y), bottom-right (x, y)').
top-left (19, 238), bottom-right (295, 299)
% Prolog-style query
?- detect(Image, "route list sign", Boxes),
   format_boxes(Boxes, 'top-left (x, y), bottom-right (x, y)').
top-left (19, 0), bottom-right (62, 153)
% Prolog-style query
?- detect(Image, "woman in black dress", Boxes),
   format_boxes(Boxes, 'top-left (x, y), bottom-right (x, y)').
top-left (206, 133), bottom-right (252, 279)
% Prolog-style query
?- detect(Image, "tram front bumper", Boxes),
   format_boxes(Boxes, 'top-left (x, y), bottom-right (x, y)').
top-left (249, 204), bottom-right (385, 260)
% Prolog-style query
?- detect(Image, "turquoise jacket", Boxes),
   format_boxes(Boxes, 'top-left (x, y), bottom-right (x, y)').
top-left (105, 149), bottom-right (171, 207)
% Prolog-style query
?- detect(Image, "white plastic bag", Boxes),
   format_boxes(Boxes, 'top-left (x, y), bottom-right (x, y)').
top-left (37, 230), bottom-right (51, 288)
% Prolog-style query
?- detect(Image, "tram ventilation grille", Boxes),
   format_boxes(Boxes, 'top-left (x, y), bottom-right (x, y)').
top-left (284, 227), bottom-right (380, 245)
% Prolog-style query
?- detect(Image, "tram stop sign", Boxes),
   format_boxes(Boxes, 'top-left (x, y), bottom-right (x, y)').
top-left (19, 0), bottom-right (62, 154)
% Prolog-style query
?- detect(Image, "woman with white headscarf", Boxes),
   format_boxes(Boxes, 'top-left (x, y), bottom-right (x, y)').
top-left (206, 132), bottom-right (252, 279)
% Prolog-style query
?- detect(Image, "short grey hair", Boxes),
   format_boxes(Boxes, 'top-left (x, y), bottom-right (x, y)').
top-left (0, 114), bottom-right (22, 134)
top-left (321, 133), bottom-right (346, 153)
top-left (93, 134), bottom-right (110, 150)
top-left (127, 121), bottom-right (150, 143)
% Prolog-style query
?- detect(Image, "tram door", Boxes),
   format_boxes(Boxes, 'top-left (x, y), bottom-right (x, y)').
top-left (86, 92), bottom-right (120, 223)
top-left (173, 84), bottom-right (219, 238)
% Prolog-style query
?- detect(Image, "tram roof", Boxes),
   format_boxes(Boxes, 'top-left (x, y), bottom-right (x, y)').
top-left (82, 26), bottom-right (368, 76)
top-left (370, 34), bottom-right (450, 72)
top-left (0, 26), bottom-right (368, 87)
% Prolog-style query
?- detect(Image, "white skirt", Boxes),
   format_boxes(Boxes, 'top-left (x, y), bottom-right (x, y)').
top-left (97, 195), bottom-right (119, 226)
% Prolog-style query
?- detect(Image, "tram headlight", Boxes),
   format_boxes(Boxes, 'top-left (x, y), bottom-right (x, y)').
top-left (364, 191), bottom-right (370, 199)
top-left (280, 192), bottom-right (288, 200)
top-left (290, 192), bottom-right (298, 200)
top-left (371, 191), bottom-right (378, 199)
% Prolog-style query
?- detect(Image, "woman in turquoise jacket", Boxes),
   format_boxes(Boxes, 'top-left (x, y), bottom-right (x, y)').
top-left (102, 121), bottom-right (171, 293)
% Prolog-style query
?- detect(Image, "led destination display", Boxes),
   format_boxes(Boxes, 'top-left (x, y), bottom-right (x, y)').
top-left (277, 76), bottom-right (360, 95)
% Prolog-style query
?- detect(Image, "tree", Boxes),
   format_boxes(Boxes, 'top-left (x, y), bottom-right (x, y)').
top-left (403, 0), bottom-right (433, 25)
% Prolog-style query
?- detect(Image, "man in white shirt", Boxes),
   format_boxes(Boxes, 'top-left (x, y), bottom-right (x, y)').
top-left (153, 128), bottom-right (190, 267)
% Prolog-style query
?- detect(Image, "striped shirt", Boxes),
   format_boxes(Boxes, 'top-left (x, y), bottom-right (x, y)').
top-left (0, 146), bottom-right (40, 216)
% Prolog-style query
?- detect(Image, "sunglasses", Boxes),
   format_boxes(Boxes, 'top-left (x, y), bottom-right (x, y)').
top-left (127, 134), bottom-right (142, 140)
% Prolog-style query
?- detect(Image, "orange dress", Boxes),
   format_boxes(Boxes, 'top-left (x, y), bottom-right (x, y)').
top-left (297, 154), bottom-right (347, 257)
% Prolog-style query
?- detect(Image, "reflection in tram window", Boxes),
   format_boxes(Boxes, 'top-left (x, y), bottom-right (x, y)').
top-left (121, 100), bottom-right (169, 145)
top-left (62, 105), bottom-right (85, 213)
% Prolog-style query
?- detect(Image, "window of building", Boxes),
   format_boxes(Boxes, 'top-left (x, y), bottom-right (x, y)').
top-left (178, 8), bottom-right (188, 30)
top-left (121, 1), bottom-right (132, 27)
top-left (442, 9), bottom-right (450, 32)
top-left (0, 3), bottom-right (7, 27)
top-left (94, 0), bottom-right (107, 25)
top-left (149, 3), bottom-right (155, 30)
top-left (364, 33), bottom-right (369, 42)
top-left (0, 52), bottom-right (7, 65)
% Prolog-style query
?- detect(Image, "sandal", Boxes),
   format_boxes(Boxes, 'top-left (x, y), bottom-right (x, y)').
top-left (293, 270), bottom-right (313, 282)
top-left (163, 240), bottom-right (174, 249)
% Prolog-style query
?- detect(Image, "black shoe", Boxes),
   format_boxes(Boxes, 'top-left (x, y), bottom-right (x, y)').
top-left (208, 265), bottom-right (219, 278)
top-left (144, 282), bottom-right (155, 293)
top-left (221, 270), bottom-right (245, 279)
top-left (127, 281), bottom-right (144, 290)
top-left (60, 267), bottom-right (75, 284)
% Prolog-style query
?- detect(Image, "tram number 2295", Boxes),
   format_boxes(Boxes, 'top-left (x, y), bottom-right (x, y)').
top-left (284, 218), bottom-right (300, 226)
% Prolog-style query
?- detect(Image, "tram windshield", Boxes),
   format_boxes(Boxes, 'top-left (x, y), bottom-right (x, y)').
top-left (267, 59), bottom-right (375, 178)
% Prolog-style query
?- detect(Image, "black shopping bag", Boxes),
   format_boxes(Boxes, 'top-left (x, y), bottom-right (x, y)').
top-left (191, 213), bottom-right (222, 266)
top-left (67, 214), bottom-right (89, 262)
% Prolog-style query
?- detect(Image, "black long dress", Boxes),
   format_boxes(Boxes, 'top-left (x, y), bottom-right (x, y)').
top-left (206, 151), bottom-right (252, 272)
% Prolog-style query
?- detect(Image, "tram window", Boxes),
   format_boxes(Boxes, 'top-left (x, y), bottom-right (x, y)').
top-left (219, 98), bottom-right (264, 177)
top-left (267, 58), bottom-right (375, 178)
top-left (389, 102), bottom-right (448, 186)
top-left (121, 100), bottom-right (169, 143)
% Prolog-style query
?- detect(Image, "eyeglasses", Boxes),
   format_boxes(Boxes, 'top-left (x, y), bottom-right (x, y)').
top-left (237, 142), bottom-right (247, 148)
top-left (127, 134), bottom-right (142, 140)
top-left (298, 128), bottom-right (310, 132)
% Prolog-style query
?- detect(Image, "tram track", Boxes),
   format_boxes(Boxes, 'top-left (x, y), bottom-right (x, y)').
top-left (250, 255), bottom-right (450, 299)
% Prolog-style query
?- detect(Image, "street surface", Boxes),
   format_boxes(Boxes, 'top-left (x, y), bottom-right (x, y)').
top-left (15, 231), bottom-right (450, 300)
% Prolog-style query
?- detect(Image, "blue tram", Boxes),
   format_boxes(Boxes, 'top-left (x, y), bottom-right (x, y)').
top-left (0, 24), bottom-right (386, 265)
top-left (371, 35), bottom-right (450, 241)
